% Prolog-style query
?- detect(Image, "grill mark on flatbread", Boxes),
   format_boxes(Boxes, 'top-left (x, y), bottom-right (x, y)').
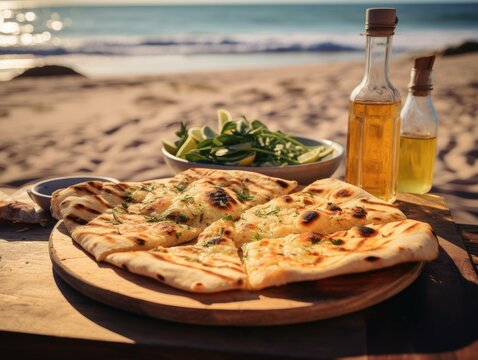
top-left (352, 206), bottom-right (367, 218)
top-left (359, 199), bottom-right (401, 209)
top-left (116, 183), bottom-right (129, 191)
top-left (356, 226), bottom-right (378, 237)
top-left (92, 195), bottom-right (114, 208)
top-left (300, 211), bottom-right (320, 225)
top-left (281, 195), bottom-right (293, 203)
top-left (156, 273), bottom-right (165, 281)
top-left (327, 202), bottom-right (342, 212)
top-left (365, 256), bottom-right (380, 262)
top-left (73, 203), bottom-right (102, 215)
top-left (207, 188), bottom-right (237, 209)
top-left (307, 187), bottom-right (324, 194)
top-left (103, 187), bottom-right (128, 200)
top-left (303, 198), bottom-right (314, 205)
top-left (334, 189), bottom-right (353, 198)
top-left (404, 223), bottom-right (421, 233)
top-left (65, 214), bottom-right (89, 225)
top-left (71, 185), bottom-right (98, 196)
top-left (150, 253), bottom-right (241, 282)
top-left (131, 237), bottom-right (147, 246)
top-left (276, 179), bottom-right (290, 189)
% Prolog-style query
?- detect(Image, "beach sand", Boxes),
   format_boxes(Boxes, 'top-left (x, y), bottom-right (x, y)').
top-left (0, 53), bottom-right (476, 223)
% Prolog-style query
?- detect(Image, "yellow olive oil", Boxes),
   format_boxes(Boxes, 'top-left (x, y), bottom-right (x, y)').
top-left (398, 134), bottom-right (437, 194)
top-left (345, 101), bottom-right (401, 202)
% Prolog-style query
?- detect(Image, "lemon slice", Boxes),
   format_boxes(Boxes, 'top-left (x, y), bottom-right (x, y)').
top-left (297, 146), bottom-right (325, 164)
top-left (162, 140), bottom-right (178, 155)
top-left (201, 125), bottom-right (217, 139)
top-left (238, 152), bottom-right (256, 166)
top-left (317, 147), bottom-right (334, 160)
top-left (188, 127), bottom-right (205, 142)
top-left (217, 109), bottom-right (232, 131)
top-left (176, 136), bottom-right (198, 159)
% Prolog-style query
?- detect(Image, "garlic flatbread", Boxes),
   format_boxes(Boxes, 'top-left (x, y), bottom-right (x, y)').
top-left (243, 219), bottom-right (439, 290)
top-left (229, 178), bottom-right (406, 247)
top-left (105, 238), bottom-right (246, 293)
top-left (52, 169), bottom-right (297, 261)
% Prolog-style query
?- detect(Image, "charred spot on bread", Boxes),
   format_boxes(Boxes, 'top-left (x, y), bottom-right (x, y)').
top-left (352, 206), bottom-right (367, 218)
top-left (365, 256), bottom-right (380, 262)
top-left (135, 237), bottom-right (146, 245)
top-left (307, 233), bottom-right (324, 244)
top-left (334, 189), bottom-right (353, 198)
top-left (300, 211), bottom-right (320, 225)
top-left (307, 187), bottom-right (324, 194)
top-left (281, 195), bottom-right (293, 203)
top-left (327, 202), bottom-right (342, 211)
top-left (122, 263), bottom-right (129, 271)
top-left (276, 179), bottom-right (289, 188)
top-left (207, 188), bottom-right (236, 209)
top-left (156, 273), bottom-right (165, 281)
top-left (224, 229), bottom-right (232, 236)
top-left (202, 237), bottom-right (226, 247)
top-left (357, 226), bottom-right (378, 237)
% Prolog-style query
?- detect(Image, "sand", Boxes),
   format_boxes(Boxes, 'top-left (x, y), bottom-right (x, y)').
top-left (0, 53), bottom-right (476, 224)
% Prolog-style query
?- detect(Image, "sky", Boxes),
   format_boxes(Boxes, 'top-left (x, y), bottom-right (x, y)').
top-left (5, 0), bottom-right (478, 8)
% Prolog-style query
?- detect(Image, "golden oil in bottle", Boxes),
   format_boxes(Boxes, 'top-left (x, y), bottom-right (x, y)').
top-left (398, 134), bottom-right (437, 194)
top-left (345, 101), bottom-right (401, 202)
top-left (398, 55), bottom-right (438, 194)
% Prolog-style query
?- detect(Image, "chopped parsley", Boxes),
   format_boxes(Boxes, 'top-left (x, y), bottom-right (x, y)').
top-left (222, 214), bottom-right (233, 221)
top-left (252, 233), bottom-right (261, 241)
top-left (255, 208), bottom-right (280, 217)
top-left (112, 210), bottom-right (123, 225)
top-left (145, 216), bottom-right (165, 223)
top-left (140, 184), bottom-right (156, 192)
top-left (124, 189), bottom-right (135, 202)
top-left (175, 231), bottom-right (182, 239)
top-left (174, 182), bottom-right (187, 193)
top-left (235, 190), bottom-right (255, 201)
top-left (181, 195), bottom-right (194, 203)
top-left (178, 213), bottom-right (189, 223)
top-left (329, 239), bottom-right (345, 245)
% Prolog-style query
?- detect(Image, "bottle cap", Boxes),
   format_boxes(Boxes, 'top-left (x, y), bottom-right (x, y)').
top-left (365, 8), bottom-right (398, 36)
top-left (409, 55), bottom-right (436, 96)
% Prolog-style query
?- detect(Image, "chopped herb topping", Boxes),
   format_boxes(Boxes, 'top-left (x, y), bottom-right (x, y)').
top-left (222, 214), bottom-right (233, 221)
top-left (112, 210), bottom-right (123, 225)
top-left (330, 239), bottom-right (345, 245)
top-left (140, 184), bottom-right (156, 192)
top-left (252, 233), bottom-right (261, 241)
top-left (255, 208), bottom-right (280, 217)
top-left (235, 190), bottom-right (255, 201)
top-left (178, 213), bottom-right (189, 223)
top-left (124, 189), bottom-right (134, 202)
top-left (174, 182), bottom-right (187, 193)
top-left (175, 231), bottom-right (182, 239)
top-left (145, 216), bottom-right (166, 223)
top-left (181, 195), bottom-right (194, 203)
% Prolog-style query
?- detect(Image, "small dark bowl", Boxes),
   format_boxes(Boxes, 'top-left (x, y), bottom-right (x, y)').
top-left (162, 137), bottom-right (344, 185)
top-left (27, 176), bottom-right (119, 213)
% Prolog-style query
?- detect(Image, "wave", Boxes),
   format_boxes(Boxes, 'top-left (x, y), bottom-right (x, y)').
top-left (0, 35), bottom-right (361, 57)
top-left (1, 31), bottom-right (477, 57)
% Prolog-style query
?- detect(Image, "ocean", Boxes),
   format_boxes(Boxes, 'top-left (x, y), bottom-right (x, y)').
top-left (1, 2), bottom-right (477, 80)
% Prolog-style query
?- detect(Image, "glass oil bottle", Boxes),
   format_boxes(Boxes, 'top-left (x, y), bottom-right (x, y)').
top-left (398, 55), bottom-right (438, 194)
top-left (345, 8), bottom-right (401, 202)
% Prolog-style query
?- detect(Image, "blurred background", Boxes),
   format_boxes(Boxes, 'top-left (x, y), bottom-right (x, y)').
top-left (1, 0), bottom-right (477, 80)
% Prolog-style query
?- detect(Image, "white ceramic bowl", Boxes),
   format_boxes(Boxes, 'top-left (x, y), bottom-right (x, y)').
top-left (27, 175), bottom-right (119, 213)
top-left (162, 137), bottom-right (344, 185)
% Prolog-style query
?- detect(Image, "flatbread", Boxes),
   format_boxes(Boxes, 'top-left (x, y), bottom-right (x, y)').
top-left (105, 238), bottom-right (246, 293)
top-left (243, 219), bottom-right (439, 290)
top-left (52, 169), bottom-right (297, 261)
top-left (213, 178), bottom-right (407, 247)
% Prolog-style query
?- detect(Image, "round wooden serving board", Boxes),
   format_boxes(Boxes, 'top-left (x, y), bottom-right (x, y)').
top-left (50, 221), bottom-right (424, 326)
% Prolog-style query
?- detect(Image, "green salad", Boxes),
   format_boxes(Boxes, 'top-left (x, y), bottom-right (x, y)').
top-left (163, 110), bottom-right (334, 167)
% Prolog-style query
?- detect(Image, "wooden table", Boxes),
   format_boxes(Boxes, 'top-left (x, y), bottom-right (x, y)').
top-left (1, 192), bottom-right (477, 359)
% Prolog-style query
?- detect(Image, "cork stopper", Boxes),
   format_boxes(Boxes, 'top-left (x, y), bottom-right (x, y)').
top-left (365, 8), bottom-right (398, 36)
top-left (409, 55), bottom-right (436, 96)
